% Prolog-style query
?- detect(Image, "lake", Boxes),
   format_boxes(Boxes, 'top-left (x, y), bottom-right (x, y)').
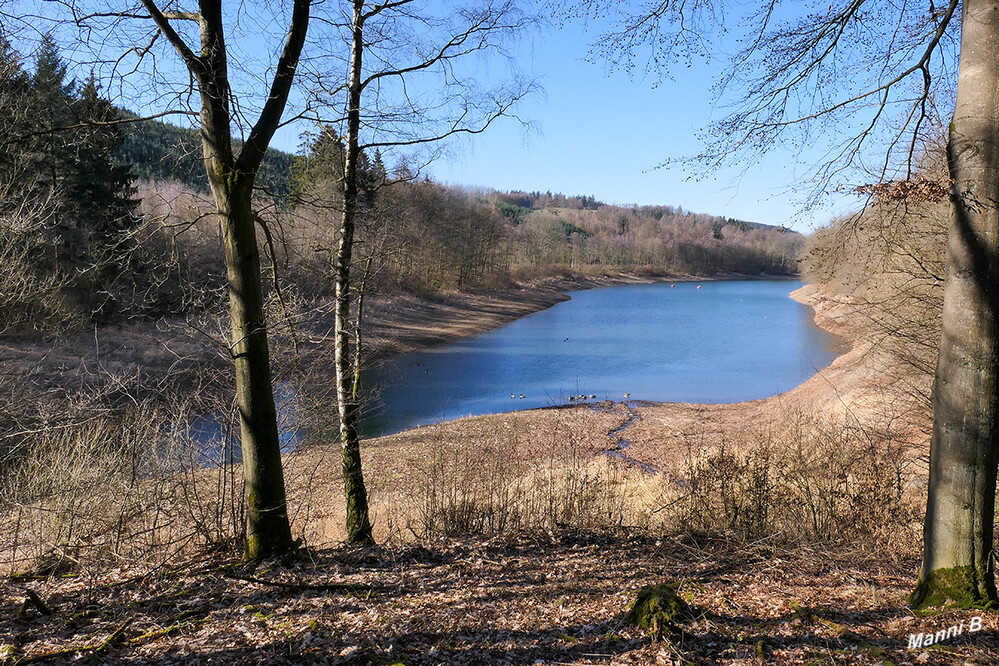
top-left (359, 279), bottom-right (841, 437)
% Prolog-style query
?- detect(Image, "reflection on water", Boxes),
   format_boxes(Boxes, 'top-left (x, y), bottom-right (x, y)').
top-left (359, 280), bottom-right (841, 437)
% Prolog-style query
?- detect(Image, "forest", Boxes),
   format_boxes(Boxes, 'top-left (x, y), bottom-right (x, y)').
top-left (2, 0), bottom-right (999, 664)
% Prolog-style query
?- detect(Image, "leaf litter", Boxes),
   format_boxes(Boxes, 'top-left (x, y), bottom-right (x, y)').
top-left (3, 532), bottom-right (998, 665)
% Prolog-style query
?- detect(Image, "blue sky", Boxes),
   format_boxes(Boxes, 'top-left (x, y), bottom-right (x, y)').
top-left (425, 14), bottom-right (862, 231)
top-left (17, 0), bottom-right (873, 231)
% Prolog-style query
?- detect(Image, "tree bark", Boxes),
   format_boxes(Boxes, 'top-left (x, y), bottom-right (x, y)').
top-left (140, 0), bottom-right (310, 559)
top-left (911, 0), bottom-right (999, 609)
top-left (335, 0), bottom-right (374, 546)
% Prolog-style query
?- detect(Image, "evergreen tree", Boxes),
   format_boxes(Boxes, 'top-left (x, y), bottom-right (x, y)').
top-left (26, 37), bottom-right (137, 310)
top-left (30, 34), bottom-right (76, 203)
top-left (71, 75), bottom-right (138, 266)
top-left (0, 34), bottom-right (32, 190)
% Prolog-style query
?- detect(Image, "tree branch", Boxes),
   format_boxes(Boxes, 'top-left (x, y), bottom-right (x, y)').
top-left (138, 0), bottom-right (204, 77)
top-left (236, 0), bottom-right (312, 176)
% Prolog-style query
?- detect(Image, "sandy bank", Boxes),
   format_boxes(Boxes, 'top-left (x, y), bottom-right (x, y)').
top-left (605, 282), bottom-right (930, 474)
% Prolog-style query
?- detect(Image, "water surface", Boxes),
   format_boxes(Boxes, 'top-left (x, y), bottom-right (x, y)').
top-left (360, 280), bottom-right (840, 437)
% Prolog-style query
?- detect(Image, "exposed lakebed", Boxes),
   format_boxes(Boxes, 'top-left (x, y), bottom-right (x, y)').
top-left (359, 279), bottom-right (841, 438)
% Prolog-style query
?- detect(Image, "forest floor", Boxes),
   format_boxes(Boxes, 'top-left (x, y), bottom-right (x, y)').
top-left (4, 276), bottom-right (978, 665)
top-left (3, 532), bottom-right (998, 665)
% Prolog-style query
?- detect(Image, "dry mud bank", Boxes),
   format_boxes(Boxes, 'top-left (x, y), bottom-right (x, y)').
top-left (616, 283), bottom-right (931, 475)
top-left (351, 279), bottom-right (929, 483)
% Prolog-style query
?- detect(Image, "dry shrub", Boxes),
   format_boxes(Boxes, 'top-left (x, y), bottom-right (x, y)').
top-left (0, 188), bottom-right (79, 332)
top-left (0, 395), bottom-right (250, 576)
top-left (409, 417), bottom-right (635, 538)
top-left (668, 410), bottom-right (920, 551)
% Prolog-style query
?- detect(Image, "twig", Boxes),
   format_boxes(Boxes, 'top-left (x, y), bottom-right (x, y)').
top-left (224, 572), bottom-right (378, 595)
top-left (13, 618), bottom-right (133, 664)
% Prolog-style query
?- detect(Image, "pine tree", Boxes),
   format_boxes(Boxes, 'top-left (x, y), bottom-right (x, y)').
top-left (71, 74), bottom-right (138, 278)
top-left (0, 34), bottom-right (32, 191)
top-left (27, 37), bottom-right (137, 310)
top-left (29, 34), bottom-right (80, 273)
top-left (31, 35), bottom-right (75, 197)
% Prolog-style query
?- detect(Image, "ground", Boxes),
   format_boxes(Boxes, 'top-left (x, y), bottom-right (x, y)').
top-left (2, 533), bottom-right (997, 665)
top-left (0, 276), bottom-right (970, 665)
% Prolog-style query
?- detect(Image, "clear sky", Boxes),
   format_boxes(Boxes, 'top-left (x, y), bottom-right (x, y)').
top-left (16, 0), bottom-right (871, 232)
top-left (425, 15), bottom-right (862, 232)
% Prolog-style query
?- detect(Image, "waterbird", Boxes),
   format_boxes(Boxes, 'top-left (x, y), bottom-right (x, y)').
top-left (589, 394), bottom-right (596, 399)
top-left (519, 394), bottom-right (526, 399)
top-left (624, 393), bottom-right (631, 398)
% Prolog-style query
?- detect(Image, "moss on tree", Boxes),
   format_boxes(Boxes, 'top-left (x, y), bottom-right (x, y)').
top-left (909, 566), bottom-right (999, 611)
top-left (626, 583), bottom-right (694, 634)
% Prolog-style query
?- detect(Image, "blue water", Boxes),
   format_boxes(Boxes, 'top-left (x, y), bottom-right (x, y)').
top-left (359, 280), bottom-right (841, 437)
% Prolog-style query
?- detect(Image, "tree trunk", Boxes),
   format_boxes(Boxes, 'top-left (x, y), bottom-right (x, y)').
top-left (335, 0), bottom-right (374, 546)
top-left (911, 0), bottom-right (999, 610)
top-left (194, 0), bottom-right (295, 560)
top-left (215, 175), bottom-right (294, 560)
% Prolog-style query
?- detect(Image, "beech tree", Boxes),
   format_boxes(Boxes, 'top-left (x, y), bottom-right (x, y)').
top-left (561, 0), bottom-right (998, 607)
top-left (138, 0), bottom-right (310, 559)
top-left (6, 0), bottom-right (314, 559)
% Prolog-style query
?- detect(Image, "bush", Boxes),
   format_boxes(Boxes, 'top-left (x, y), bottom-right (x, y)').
top-left (669, 409), bottom-right (919, 548)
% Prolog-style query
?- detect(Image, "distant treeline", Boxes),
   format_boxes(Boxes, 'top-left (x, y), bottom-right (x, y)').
top-left (1, 34), bottom-right (804, 332)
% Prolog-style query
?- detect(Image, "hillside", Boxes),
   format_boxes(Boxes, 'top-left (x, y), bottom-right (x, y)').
top-left (116, 113), bottom-right (296, 196)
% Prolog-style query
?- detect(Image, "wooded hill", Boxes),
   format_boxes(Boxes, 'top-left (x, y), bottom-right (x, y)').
top-left (1, 35), bottom-right (803, 333)
top-left (116, 112), bottom-right (297, 198)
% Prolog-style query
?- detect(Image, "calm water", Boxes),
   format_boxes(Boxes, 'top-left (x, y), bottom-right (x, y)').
top-left (359, 280), bottom-right (841, 437)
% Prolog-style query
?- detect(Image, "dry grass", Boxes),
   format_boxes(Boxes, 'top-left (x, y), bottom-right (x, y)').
top-left (281, 396), bottom-right (924, 566)
top-left (0, 392), bottom-right (252, 578)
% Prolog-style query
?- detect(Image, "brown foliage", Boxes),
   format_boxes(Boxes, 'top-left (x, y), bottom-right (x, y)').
top-left (855, 178), bottom-right (952, 204)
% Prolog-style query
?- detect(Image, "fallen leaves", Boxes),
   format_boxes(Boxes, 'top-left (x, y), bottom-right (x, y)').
top-left (3, 532), bottom-right (998, 664)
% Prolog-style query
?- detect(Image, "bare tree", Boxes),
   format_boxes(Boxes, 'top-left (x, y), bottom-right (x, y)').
top-left (315, 0), bottom-right (535, 544)
top-left (560, 0), bottom-right (999, 607)
top-left (139, 0), bottom-right (310, 559)
top-left (910, 0), bottom-right (999, 609)
top-left (5, 0), bottom-right (315, 559)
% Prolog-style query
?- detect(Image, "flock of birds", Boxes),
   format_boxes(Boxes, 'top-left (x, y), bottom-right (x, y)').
top-left (508, 392), bottom-right (632, 401)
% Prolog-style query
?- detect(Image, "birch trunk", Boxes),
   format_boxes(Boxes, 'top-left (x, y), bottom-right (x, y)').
top-left (335, 0), bottom-right (374, 545)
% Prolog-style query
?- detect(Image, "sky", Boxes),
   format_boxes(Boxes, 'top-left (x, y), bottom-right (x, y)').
top-left (14, 0), bottom-right (879, 232)
top-left (423, 13), bottom-right (862, 232)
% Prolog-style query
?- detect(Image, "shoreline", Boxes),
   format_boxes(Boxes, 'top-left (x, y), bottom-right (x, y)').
top-left (361, 271), bottom-right (799, 361)
top-left (0, 270), bottom-right (805, 416)
top-left (353, 276), bottom-right (913, 458)
top-left (286, 275), bottom-right (893, 543)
